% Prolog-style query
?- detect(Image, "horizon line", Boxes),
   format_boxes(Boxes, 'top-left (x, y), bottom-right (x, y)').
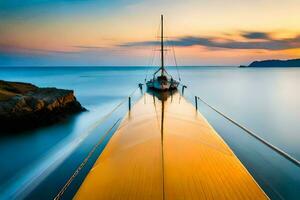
top-left (0, 65), bottom-right (239, 68)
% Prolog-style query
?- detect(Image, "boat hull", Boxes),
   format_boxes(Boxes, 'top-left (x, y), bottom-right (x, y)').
top-left (146, 79), bottom-right (179, 91)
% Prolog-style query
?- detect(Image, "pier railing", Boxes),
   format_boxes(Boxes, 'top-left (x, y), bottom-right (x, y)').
top-left (53, 85), bottom-right (143, 200)
top-left (180, 84), bottom-right (300, 200)
top-left (182, 84), bottom-right (300, 167)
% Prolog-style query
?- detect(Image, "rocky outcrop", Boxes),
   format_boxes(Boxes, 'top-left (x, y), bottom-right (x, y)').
top-left (0, 80), bottom-right (86, 133)
top-left (240, 58), bottom-right (300, 67)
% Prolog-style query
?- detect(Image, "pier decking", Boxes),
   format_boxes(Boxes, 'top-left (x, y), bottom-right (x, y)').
top-left (74, 92), bottom-right (268, 200)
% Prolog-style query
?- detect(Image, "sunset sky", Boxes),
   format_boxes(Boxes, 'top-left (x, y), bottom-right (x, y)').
top-left (1, 0), bottom-right (300, 66)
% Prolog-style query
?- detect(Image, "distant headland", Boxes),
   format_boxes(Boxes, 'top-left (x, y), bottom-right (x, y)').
top-left (240, 58), bottom-right (300, 68)
top-left (0, 80), bottom-right (86, 133)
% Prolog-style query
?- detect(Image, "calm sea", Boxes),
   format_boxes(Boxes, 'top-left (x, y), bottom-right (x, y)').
top-left (0, 66), bottom-right (299, 200)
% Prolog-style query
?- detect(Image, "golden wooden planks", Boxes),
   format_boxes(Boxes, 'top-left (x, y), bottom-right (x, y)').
top-left (74, 92), bottom-right (268, 200)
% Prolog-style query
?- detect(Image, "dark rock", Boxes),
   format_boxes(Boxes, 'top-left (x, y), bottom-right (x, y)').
top-left (0, 80), bottom-right (86, 133)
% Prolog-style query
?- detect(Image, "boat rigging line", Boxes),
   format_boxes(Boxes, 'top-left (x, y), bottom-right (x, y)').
top-left (145, 22), bottom-right (161, 82)
top-left (166, 37), bottom-right (181, 81)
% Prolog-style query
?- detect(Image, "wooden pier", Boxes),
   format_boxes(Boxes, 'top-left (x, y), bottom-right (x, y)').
top-left (74, 92), bottom-right (268, 200)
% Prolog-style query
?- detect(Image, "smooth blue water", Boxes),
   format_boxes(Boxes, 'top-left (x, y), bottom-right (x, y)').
top-left (0, 66), bottom-right (299, 199)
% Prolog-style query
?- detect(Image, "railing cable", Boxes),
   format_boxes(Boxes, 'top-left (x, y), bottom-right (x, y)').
top-left (53, 87), bottom-right (140, 200)
top-left (197, 95), bottom-right (300, 167)
top-left (182, 85), bottom-right (300, 168)
top-left (53, 118), bottom-right (121, 200)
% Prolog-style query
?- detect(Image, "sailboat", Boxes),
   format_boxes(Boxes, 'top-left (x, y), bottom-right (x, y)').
top-left (146, 15), bottom-right (180, 91)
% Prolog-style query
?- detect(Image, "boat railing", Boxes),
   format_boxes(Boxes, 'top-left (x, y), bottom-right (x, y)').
top-left (180, 84), bottom-right (300, 199)
top-left (53, 85), bottom-right (143, 200)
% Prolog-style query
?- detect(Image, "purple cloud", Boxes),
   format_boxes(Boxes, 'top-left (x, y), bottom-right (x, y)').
top-left (120, 31), bottom-right (300, 51)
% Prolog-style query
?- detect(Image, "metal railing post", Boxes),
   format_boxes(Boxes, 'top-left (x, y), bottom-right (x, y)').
top-left (182, 85), bottom-right (187, 95)
top-left (138, 83), bottom-right (143, 90)
top-left (128, 96), bottom-right (131, 111)
top-left (195, 96), bottom-right (198, 110)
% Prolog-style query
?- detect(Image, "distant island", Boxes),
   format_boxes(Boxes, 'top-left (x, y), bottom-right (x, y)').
top-left (240, 58), bottom-right (300, 68)
top-left (0, 80), bottom-right (86, 133)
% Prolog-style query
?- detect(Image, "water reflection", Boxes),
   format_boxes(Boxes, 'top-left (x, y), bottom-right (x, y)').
top-left (146, 88), bottom-right (177, 102)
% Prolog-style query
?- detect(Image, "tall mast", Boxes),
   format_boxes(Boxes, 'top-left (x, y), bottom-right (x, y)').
top-left (161, 14), bottom-right (164, 76)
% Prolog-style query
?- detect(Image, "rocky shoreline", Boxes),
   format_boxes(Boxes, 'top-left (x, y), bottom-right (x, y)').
top-left (0, 80), bottom-right (86, 133)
